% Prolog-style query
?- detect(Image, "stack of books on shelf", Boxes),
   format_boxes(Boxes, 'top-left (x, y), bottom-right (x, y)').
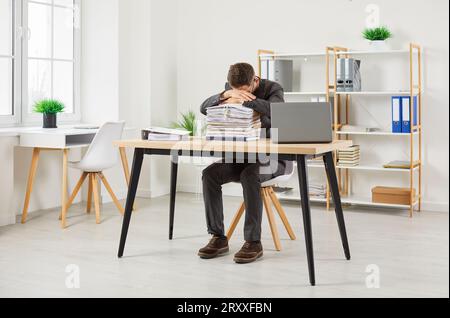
top-left (206, 104), bottom-right (262, 141)
top-left (309, 184), bottom-right (327, 199)
top-left (338, 145), bottom-right (361, 167)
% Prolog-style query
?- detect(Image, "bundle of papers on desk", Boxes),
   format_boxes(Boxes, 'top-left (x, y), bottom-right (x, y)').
top-left (143, 127), bottom-right (190, 141)
top-left (206, 104), bottom-right (262, 141)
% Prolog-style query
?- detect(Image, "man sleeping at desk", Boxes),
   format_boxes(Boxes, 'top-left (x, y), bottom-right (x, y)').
top-left (199, 62), bottom-right (291, 264)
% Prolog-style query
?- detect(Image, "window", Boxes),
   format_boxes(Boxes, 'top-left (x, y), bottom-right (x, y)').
top-left (0, 0), bottom-right (80, 126)
top-left (0, 0), bottom-right (16, 123)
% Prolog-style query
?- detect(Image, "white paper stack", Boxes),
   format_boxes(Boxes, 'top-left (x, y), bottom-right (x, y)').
top-left (206, 104), bottom-right (262, 141)
top-left (143, 127), bottom-right (190, 141)
top-left (309, 184), bottom-right (327, 198)
top-left (338, 145), bottom-right (361, 167)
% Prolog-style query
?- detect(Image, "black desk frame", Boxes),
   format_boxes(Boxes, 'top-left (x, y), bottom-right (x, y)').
top-left (118, 148), bottom-right (351, 286)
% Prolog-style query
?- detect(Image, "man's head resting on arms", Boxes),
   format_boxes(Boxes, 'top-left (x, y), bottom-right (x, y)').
top-left (222, 63), bottom-right (260, 104)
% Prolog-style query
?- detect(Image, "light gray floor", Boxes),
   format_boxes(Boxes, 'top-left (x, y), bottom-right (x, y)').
top-left (0, 193), bottom-right (448, 298)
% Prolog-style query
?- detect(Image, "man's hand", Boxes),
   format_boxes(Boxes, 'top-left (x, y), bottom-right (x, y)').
top-left (222, 97), bottom-right (245, 105)
top-left (222, 89), bottom-right (256, 102)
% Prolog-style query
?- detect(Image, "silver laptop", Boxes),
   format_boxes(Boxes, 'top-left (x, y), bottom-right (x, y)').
top-left (271, 102), bottom-right (333, 144)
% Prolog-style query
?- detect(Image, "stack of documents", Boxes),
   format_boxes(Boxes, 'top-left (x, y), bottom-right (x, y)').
top-left (206, 105), bottom-right (262, 141)
top-left (309, 184), bottom-right (327, 199)
top-left (338, 145), bottom-right (361, 167)
top-left (142, 127), bottom-right (190, 141)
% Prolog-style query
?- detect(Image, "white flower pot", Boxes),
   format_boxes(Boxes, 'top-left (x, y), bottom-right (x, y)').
top-left (368, 40), bottom-right (389, 51)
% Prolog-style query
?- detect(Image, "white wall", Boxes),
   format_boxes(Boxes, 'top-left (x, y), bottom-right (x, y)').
top-left (81, 0), bottom-right (120, 125)
top-left (175, 0), bottom-right (449, 211)
top-left (118, 0), bottom-right (179, 198)
top-left (149, 0), bottom-right (179, 197)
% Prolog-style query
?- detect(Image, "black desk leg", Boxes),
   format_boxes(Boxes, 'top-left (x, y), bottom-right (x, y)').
top-left (118, 148), bottom-right (144, 258)
top-left (323, 152), bottom-right (351, 261)
top-left (169, 154), bottom-right (179, 240)
top-left (297, 155), bottom-right (316, 286)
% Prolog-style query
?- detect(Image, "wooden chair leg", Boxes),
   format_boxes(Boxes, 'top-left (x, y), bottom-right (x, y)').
top-left (21, 148), bottom-right (41, 224)
top-left (226, 202), bottom-right (246, 240)
top-left (65, 172), bottom-right (88, 212)
top-left (262, 188), bottom-right (282, 251)
top-left (91, 173), bottom-right (102, 224)
top-left (87, 173), bottom-right (93, 214)
top-left (60, 149), bottom-right (69, 229)
top-left (98, 172), bottom-right (125, 215)
top-left (268, 187), bottom-right (297, 241)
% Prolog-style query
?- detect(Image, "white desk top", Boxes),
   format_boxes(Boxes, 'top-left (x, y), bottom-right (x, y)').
top-left (19, 128), bottom-right (99, 136)
top-left (0, 125), bottom-right (98, 137)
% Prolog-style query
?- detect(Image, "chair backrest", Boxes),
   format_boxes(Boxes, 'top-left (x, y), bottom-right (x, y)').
top-left (79, 122), bottom-right (125, 171)
top-left (284, 161), bottom-right (295, 176)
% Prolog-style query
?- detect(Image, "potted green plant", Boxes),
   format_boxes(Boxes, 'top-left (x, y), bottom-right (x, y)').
top-left (33, 99), bottom-right (65, 129)
top-left (171, 111), bottom-right (198, 137)
top-left (363, 26), bottom-right (393, 51)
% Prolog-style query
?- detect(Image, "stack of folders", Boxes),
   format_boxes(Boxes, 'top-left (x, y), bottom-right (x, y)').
top-left (142, 127), bottom-right (190, 141)
top-left (338, 146), bottom-right (361, 167)
top-left (309, 184), bottom-right (327, 199)
top-left (206, 105), bottom-right (262, 141)
top-left (337, 58), bottom-right (362, 92)
top-left (392, 96), bottom-right (418, 133)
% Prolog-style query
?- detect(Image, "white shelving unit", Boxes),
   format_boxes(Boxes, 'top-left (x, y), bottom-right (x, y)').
top-left (258, 45), bottom-right (423, 216)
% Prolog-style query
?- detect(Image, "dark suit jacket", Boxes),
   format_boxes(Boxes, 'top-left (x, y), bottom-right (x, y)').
top-left (200, 79), bottom-right (292, 176)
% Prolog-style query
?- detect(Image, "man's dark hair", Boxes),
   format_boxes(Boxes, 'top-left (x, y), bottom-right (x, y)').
top-left (227, 63), bottom-right (255, 88)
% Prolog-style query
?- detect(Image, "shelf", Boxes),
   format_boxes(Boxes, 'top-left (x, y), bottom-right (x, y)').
top-left (277, 192), bottom-right (327, 203)
top-left (336, 49), bottom-right (410, 56)
top-left (278, 193), bottom-right (419, 209)
top-left (285, 91), bottom-right (327, 96)
top-left (336, 131), bottom-right (419, 136)
top-left (308, 163), bottom-right (420, 172)
top-left (335, 91), bottom-right (418, 96)
top-left (259, 52), bottom-right (326, 60)
top-left (340, 196), bottom-right (419, 209)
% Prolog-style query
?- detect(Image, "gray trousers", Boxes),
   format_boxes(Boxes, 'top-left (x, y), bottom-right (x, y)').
top-left (202, 161), bottom-right (285, 242)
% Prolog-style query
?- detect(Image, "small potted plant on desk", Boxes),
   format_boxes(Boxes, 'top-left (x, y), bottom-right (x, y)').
top-left (363, 26), bottom-right (393, 51)
top-left (172, 111), bottom-right (198, 137)
top-left (33, 99), bottom-right (65, 129)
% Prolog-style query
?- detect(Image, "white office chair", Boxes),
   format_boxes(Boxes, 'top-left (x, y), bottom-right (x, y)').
top-left (65, 122), bottom-right (126, 224)
top-left (227, 162), bottom-right (297, 251)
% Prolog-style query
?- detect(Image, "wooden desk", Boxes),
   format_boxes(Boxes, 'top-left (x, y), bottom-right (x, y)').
top-left (114, 138), bottom-right (353, 286)
top-left (19, 129), bottom-right (131, 229)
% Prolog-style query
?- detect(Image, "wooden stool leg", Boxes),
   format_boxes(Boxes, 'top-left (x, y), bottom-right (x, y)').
top-left (87, 173), bottom-right (93, 214)
top-left (92, 173), bottom-right (102, 224)
top-left (226, 202), bottom-right (246, 240)
top-left (21, 148), bottom-right (41, 224)
top-left (262, 188), bottom-right (282, 251)
top-left (268, 187), bottom-right (297, 240)
top-left (98, 172), bottom-right (125, 215)
top-left (65, 172), bottom-right (88, 211)
top-left (60, 149), bottom-right (69, 229)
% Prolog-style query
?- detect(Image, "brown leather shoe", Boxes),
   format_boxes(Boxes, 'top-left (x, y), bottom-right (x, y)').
top-left (198, 236), bottom-right (230, 259)
top-left (234, 241), bottom-right (264, 264)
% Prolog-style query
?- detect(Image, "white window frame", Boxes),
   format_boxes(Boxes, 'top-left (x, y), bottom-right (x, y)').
top-left (0, 0), bottom-right (21, 126)
top-left (0, 0), bottom-right (81, 127)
